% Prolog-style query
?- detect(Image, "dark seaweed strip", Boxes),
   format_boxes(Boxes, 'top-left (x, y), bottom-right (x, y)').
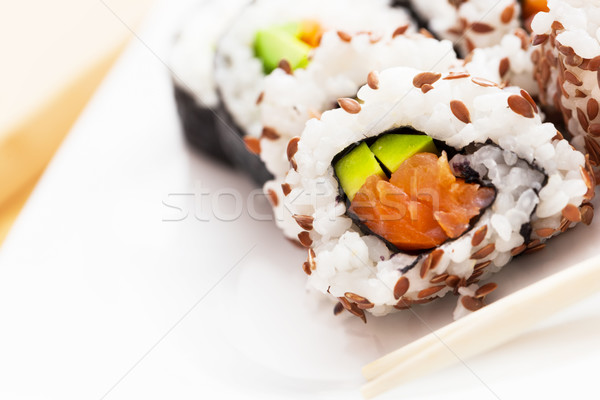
top-left (173, 84), bottom-right (232, 165)
top-left (214, 98), bottom-right (273, 186)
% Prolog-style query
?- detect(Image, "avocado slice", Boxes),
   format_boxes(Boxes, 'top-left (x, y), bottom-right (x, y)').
top-left (335, 142), bottom-right (386, 201)
top-left (254, 26), bottom-right (312, 74)
top-left (278, 22), bottom-right (301, 37)
top-left (370, 134), bottom-right (438, 173)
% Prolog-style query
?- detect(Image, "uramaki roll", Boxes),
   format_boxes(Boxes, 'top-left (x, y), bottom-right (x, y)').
top-left (531, 0), bottom-right (600, 167)
top-left (282, 66), bottom-right (594, 321)
top-left (214, 0), bottom-right (413, 184)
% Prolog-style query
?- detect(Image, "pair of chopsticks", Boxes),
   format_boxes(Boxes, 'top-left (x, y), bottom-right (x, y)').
top-left (361, 254), bottom-right (600, 398)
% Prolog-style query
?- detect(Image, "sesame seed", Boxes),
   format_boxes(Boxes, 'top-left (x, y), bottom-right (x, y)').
top-left (392, 25), bottom-right (409, 38)
top-left (471, 77), bottom-right (497, 87)
top-left (337, 30), bottom-right (352, 42)
top-left (298, 231), bottom-right (312, 247)
top-left (524, 243), bottom-right (546, 255)
top-left (293, 214), bottom-right (314, 231)
top-left (345, 292), bottom-right (371, 305)
top-left (430, 273), bottom-right (449, 284)
top-left (471, 225), bottom-right (487, 247)
top-left (471, 243), bottom-right (495, 260)
top-left (419, 28), bottom-right (434, 38)
top-left (587, 56), bottom-right (600, 71)
top-left (413, 72), bottom-right (442, 89)
top-left (581, 203), bottom-right (594, 225)
top-left (501, 4), bottom-right (515, 24)
top-left (566, 54), bottom-right (583, 67)
top-left (470, 22), bottom-right (494, 33)
top-left (393, 276), bottom-right (410, 300)
top-left (565, 71), bottom-right (583, 86)
top-left (278, 59), bottom-right (292, 75)
top-left (461, 296), bottom-right (484, 311)
top-left (256, 92), bottom-right (264, 105)
top-left (445, 275), bottom-right (460, 288)
top-left (510, 244), bottom-right (527, 256)
top-left (367, 71), bottom-right (379, 90)
top-left (443, 72), bottom-right (470, 80)
top-left (357, 302), bottom-right (375, 310)
top-left (535, 228), bottom-right (555, 238)
top-left (243, 136), bottom-right (261, 155)
top-left (580, 165), bottom-right (594, 191)
top-left (420, 249), bottom-right (443, 278)
top-left (450, 100), bottom-right (471, 124)
top-left (286, 136), bottom-right (300, 161)
top-left (532, 34), bottom-right (549, 46)
top-left (508, 95), bottom-right (535, 118)
top-left (499, 57), bottom-right (510, 77)
top-left (520, 90), bottom-right (538, 113)
top-left (465, 37), bottom-right (475, 53)
top-left (578, 108), bottom-right (590, 132)
top-left (421, 84), bottom-right (434, 93)
top-left (418, 285), bottom-right (445, 299)
top-left (302, 261), bottom-right (311, 276)
top-left (261, 126), bottom-right (280, 140)
top-left (338, 98), bottom-right (361, 114)
top-left (474, 260), bottom-right (491, 271)
top-left (588, 98), bottom-right (599, 121)
top-left (267, 189), bottom-right (278, 207)
top-left (562, 204), bottom-right (581, 223)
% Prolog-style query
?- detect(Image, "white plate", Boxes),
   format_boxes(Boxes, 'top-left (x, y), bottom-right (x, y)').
top-left (0, 1), bottom-right (599, 399)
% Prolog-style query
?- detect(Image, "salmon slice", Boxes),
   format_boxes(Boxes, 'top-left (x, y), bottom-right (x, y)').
top-left (349, 152), bottom-right (494, 251)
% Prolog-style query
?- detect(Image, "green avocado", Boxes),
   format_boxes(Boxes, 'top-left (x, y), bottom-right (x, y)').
top-left (254, 26), bottom-right (311, 74)
top-left (278, 22), bottom-right (301, 36)
top-left (370, 134), bottom-right (438, 173)
top-left (334, 142), bottom-right (386, 201)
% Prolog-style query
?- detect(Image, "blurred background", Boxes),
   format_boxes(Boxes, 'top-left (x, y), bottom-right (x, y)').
top-left (0, 0), bottom-right (155, 245)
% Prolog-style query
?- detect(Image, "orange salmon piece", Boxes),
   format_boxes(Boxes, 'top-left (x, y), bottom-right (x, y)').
top-left (350, 152), bottom-right (494, 250)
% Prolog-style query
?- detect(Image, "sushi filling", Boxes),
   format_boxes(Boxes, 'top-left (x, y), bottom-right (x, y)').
top-left (333, 128), bottom-right (550, 256)
top-left (334, 130), bottom-right (496, 252)
top-left (349, 152), bottom-right (495, 251)
top-left (253, 21), bottom-right (323, 74)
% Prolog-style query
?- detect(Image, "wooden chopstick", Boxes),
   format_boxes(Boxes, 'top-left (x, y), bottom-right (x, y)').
top-left (361, 253), bottom-right (600, 399)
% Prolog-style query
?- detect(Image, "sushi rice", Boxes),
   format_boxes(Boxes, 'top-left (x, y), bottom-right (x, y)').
top-left (281, 66), bottom-right (594, 320)
top-left (409, 0), bottom-right (521, 55)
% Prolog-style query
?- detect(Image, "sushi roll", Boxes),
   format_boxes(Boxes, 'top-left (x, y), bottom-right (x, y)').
top-left (171, 0), bottom-right (249, 163)
top-left (262, 27), bottom-right (539, 240)
top-left (282, 66), bottom-right (594, 321)
top-left (409, 0), bottom-right (521, 55)
top-left (214, 0), bottom-right (413, 184)
top-left (531, 0), bottom-right (600, 167)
